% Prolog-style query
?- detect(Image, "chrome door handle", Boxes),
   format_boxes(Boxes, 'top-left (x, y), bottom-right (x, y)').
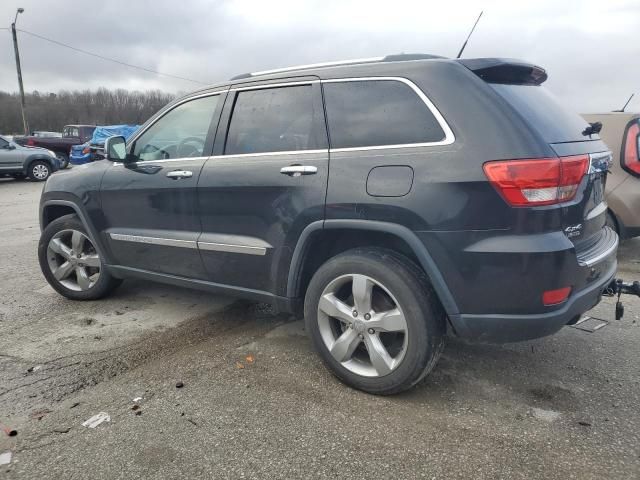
top-left (166, 170), bottom-right (193, 179)
top-left (280, 165), bottom-right (318, 177)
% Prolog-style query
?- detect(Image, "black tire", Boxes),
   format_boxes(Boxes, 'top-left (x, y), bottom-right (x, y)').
top-left (606, 210), bottom-right (619, 236)
top-left (304, 247), bottom-right (445, 395)
top-left (55, 152), bottom-right (69, 169)
top-left (38, 214), bottom-right (122, 300)
top-left (28, 160), bottom-right (51, 181)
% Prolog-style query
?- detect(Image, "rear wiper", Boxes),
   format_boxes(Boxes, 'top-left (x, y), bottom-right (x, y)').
top-left (582, 121), bottom-right (602, 137)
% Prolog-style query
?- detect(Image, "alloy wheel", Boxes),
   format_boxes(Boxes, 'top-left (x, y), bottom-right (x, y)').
top-left (317, 274), bottom-right (409, 377)
top-left (46, 229), bottom-right (101, 291)
top-left (32, 164), bottom-right (49, 180)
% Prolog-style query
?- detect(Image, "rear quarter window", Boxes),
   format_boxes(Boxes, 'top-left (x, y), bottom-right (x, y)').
top-left (490, 84), bottom-right (593, 144)
top-left (322, 79), bottom-right (446, 149)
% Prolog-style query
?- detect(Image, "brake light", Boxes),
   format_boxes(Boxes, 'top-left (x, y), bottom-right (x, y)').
top-left (622, 122), bottom-right (640, 176)
top-left (483, 155), bottom-right (589, 206)
top-left (27, 138), bottom-right (34, 146)
top-left (543, 286), bottom-right (571, 306)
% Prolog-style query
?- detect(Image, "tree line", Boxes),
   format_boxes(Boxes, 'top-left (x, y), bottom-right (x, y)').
top-left (0, 89), bottom-right (176, 135)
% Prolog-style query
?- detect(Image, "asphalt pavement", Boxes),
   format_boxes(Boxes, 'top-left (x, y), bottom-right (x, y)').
top-left (0, 178), bottom-right (638, 479)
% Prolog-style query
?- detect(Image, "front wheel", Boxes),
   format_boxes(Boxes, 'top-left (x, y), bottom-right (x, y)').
top-left (38, 214), bottom-right (121, 300)
top-left (28, 161), bottom-right (51, 181)
top-left (304, 248), bottom-right (445, 395)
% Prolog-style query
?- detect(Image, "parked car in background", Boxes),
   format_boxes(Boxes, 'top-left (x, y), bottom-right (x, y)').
top-left (0, 135), bottom-right (59, 181)
top-left (33, 131), bottom-right (62, 138)
top-left (14, 125), bottom-right (96, 169)
top-left (39, 55), bottom-right (617, 395)
top-left (582, 112), bottom-right (640, 239)
top-left (70, 125), bottom-right (139, 165)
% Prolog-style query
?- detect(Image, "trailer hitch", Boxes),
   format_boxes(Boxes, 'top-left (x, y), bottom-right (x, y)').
top-left (603, 279), bottom-right (640, 320)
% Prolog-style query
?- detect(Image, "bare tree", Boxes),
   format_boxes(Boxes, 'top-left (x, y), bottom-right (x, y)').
top-left (0, 88), bottom-right (175, 134)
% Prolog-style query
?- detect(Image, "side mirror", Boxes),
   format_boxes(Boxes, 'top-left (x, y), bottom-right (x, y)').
top-left (104, 136), bottom-right (127, 162)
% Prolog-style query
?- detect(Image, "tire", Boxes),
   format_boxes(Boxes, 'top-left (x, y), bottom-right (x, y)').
top-left (606, 210), bottom-right (619, 236)
top-left (55, 152), bottom-right (69, 169)
top-left (28, 161), bottom-right (52, 181)
top-left (304, 247), bottom-right (445, 395)
top-left (38, 214), bottom-right (122, 300)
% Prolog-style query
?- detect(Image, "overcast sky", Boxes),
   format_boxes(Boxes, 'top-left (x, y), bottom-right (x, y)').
top-left (1, 0), bottom-right (638, 112)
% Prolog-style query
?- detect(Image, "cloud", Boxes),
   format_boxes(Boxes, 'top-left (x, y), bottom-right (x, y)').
top-left (0, 0), bottom-right (638, 112)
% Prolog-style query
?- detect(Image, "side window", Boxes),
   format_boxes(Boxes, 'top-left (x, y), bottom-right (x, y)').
top-left (0, 137), bottom-right (8, 148)
top-left (225, 85), bottom-right (323, 155)
top-left (323, 80), bottom-right (446, 149)
top-left (132, 95), bottom-right (219, 161)
top-left (64, 127), bottom-right (80, 138)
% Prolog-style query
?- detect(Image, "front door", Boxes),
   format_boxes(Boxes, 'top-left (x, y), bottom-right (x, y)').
top-left (100, 92), bottom-right (224, 279)
top-left (0, 137), bottom-right (22, 172)
top-left (197, 80), bottom-right (329, 295)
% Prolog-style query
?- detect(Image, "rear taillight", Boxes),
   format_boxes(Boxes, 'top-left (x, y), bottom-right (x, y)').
top-left (622, 122), bottom-right (640, 176)
top-left (26, 138), bottom-right (34, 146)
top-left (483, 155), bottom-right (589, 206)
top-left (82, 147), bottom-right (90, 154)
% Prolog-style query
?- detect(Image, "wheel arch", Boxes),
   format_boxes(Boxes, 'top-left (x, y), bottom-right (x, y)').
top-left (40, 199), bottom-right (110, 263)
top-left (23, 155), bottom-right (56, 175)
top-left (286, 219), bottom-right (460, 317)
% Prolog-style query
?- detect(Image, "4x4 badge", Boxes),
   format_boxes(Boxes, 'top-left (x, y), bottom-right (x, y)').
top-left (565, 224), bottom-right (583, 238)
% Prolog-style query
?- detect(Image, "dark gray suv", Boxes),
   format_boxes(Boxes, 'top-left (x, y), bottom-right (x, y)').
top-left (38, 55), bottom-right (618, 394)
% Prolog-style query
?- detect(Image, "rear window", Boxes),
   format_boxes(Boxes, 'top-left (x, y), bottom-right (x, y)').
top-left (323, 80), bottom-right (446, 149)
top-left (490, 84), bottom-right (594, 144)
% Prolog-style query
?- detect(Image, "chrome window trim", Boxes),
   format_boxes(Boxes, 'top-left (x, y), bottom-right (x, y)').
top-left (321, 76), bottom-right (455, 152)
top-left (212, 149), bottom-right (327, 160)
top-left (109, 233), bottom-right (197, 249)
top-left (112, 156), bottom-right (210, 166)
top-left (197, 241), bottom-right (267, 256)
top-left (124, 91), bottom-right (225, 156)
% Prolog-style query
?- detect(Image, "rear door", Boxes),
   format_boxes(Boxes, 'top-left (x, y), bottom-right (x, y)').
top-left (197, 79), bottom-right (329, 295)
top-left (0, 137), bottom-right (23, 171)
top-left (100, 92), bottom-right (224, 279)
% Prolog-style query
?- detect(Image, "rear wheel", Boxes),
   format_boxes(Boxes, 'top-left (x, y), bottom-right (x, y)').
top-left (55, 152), bottom-right (69, 169)
top-left (304, 248), bottom-right (445, 395)
top-left (38, 215), bottom-right (121, 300)
top-left (28, 161), bottom-right (51, 181)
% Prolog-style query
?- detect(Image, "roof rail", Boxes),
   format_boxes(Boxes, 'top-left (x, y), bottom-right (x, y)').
top-left (230, 53), bottom-right (445, 80)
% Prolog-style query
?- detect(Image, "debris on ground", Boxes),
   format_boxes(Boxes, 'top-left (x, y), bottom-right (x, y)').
top-left (530, 407), bottom-right (561, 423)
top-left (29, 409), bottom-right (52, 421)
top-left (578, 420), bottom-right (592, 427)
top-left (0, 451), bottom-right (11, 466)
top-left (1, 425), bottom-right (17, 437)
top-left (82, 412), bottom-right (110, 429)
top-left (245, 354), bottom-right (255, 364)
top-left (175, 381), bottom-right (184, 389)
top-left (70, 402), bottom-right (80, 409)
top-left (131, 405), bottom-right (140, 412)
top-left (26, 365), bottom-right (42, 373)
top-left (53, 426), bottom-right (71, 434)
top-left (132, 397), bottom-right (143, 402)
top-left (235, 362), bottom-right (245, 369)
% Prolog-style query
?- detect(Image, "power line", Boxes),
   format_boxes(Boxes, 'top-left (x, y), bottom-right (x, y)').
top-left (14, 28), bottom-right (207, 85)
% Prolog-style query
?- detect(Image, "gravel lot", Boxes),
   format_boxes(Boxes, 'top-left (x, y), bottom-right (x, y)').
top-left (0, 177), bottom-right (639, 479)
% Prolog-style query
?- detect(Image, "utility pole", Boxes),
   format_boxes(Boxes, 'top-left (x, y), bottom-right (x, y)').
top-left (11, 8), bottom-right (29, 135)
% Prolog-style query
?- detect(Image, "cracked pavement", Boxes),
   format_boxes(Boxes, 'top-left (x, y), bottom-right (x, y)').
top-left (0, 178), bottom-right (639, 479)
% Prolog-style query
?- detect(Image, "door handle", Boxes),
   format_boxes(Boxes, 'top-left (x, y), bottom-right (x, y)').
top-left (166, 170), bottom-right (193, 179)
top-left (280, 165), bottom-right (318, 177)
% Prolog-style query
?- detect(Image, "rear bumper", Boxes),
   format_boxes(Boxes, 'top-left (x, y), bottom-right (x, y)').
top-left (448, 258), bottom-right (617, 343)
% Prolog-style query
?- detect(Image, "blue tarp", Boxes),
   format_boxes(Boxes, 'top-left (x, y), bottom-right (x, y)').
top-left (90, 124), bottom-right (139, 145)
top-left (70, 125), bottom-right (139, 165)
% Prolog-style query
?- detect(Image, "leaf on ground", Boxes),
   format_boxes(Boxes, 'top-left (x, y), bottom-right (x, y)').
top-left (235, 362), bottom-right (245, 369)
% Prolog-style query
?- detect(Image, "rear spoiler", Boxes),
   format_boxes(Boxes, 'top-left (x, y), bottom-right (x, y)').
top-left (458, 58), bottom-right (548, 86)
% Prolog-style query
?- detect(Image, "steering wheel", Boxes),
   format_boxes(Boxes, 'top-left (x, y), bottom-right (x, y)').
top-left (177, 137), bottom-right (205, 158)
